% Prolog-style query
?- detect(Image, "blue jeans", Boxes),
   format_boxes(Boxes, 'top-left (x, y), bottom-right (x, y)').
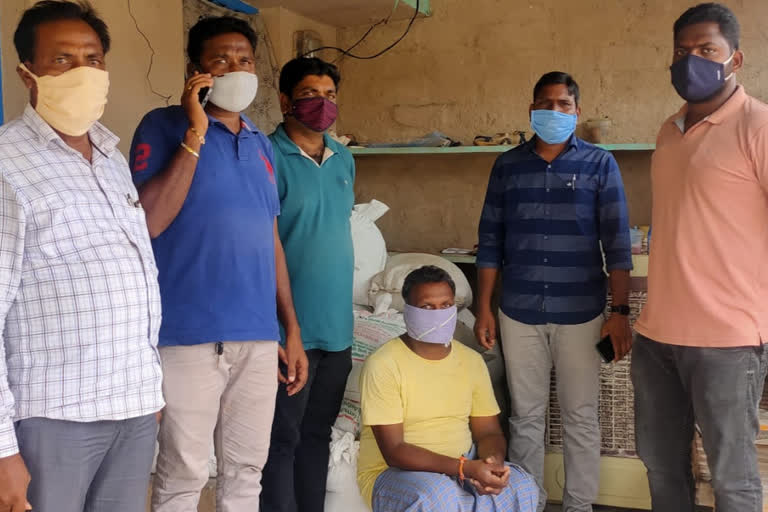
top-left (16, 414), bottom-right (157, 512)
top-left (631, 335), bottom-right (767, 512)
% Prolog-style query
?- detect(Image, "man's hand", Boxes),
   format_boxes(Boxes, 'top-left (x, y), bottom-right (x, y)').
top-left (180, 71), bottom-right (213, 137)
top-left (474, 309), bottom-right (497, 350)
top-left (0, 453), bottom-right (31, 512)
top-left (278, 335), bottom-right (308, 396)
top-left (602, 314), bottom-right (633, 362)
top-left (465, 457), bottom-right (509, 495)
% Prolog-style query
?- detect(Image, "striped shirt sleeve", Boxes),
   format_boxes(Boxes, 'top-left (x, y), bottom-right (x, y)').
top-left (0, 173), bottom-right (25, 457)
top-left (597, 153), bottom-right (633, 271)
top-left (476, 157), bottom-right (508, 269)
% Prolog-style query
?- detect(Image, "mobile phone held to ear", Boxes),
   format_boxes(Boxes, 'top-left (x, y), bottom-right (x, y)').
top-left (596, 335), bottom-right (615, 363)
top-left (192, 66), bottom-right (213, 107)
top-left (198, 86), bottom-right (212, 108)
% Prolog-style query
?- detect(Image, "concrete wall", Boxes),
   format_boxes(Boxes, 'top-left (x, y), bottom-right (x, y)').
top-left (339, 0), bottom-right (768, 253)
top-left (337, 0), bottom-right (768, 145)
top-left (0, 0), bottom-right (331, 152)
top-left (2, 1), bottom-right (763, 252)
top-left (0, 1), bottom-right (27, 122)
top-left (260, 6), bottom-right (338, 66)
top-left (1, 0), bottom-right (185, 155)
top-left (353, 151), bottom-right (651, 253)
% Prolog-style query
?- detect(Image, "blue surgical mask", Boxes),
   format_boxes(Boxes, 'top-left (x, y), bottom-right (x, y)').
top-left (670, 53), bottom-right (734, 103)
top-left (530, 110), bottom-right (577, 144)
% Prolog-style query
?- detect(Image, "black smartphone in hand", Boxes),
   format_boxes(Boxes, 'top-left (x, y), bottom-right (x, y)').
top-left (597, 335), bottom-right (615, 363)
top-left (192, 66), bottom-right (212, 107)
top-left (198, 86), bottom-right (212, 107)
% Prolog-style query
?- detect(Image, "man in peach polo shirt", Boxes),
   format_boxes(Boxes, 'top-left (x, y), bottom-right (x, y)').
top-left (632, 3), bottom-right (768, 512)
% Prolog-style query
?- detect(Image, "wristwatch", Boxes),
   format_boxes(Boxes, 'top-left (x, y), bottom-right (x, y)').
top-left (610, 304), bottom-right (630, 315)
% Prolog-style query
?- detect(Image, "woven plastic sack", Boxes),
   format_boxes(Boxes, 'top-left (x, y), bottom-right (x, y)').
top-left (369, 253), bottom-right (473, 314)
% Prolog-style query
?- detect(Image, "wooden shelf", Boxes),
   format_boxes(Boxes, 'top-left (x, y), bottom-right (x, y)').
top-left (438, 253), bottom-right (478, 265)
top-left (350, 143), bottom-right (655, 156)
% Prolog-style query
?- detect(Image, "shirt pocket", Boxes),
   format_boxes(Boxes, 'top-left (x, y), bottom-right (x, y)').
top-left (122, 201), bottom-right (156, 267)
top-left (552, 169), bottom-right (600, 235)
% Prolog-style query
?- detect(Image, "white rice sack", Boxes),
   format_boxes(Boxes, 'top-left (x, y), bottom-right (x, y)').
top-left (335, 310), bottom-right (406, 435)
top-left (326, 427), bottom-right (369, 511)
top-left (327, 428), bottom-right (359, 492)
top-left (351, 200), bottom-right (389, 307)
top-left (369, 253), bottom-right (473, 314)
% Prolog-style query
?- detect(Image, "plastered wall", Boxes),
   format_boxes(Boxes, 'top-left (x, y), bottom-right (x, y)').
top-left (353, 151), bottom-right (651, 253)
top-left (337, 0), bottom-right (768, 145)
top-left (1, 1), bottom-right (762, 253)
top-left (340, 0), bottom-right (768, 252)
top-left (259, 6), bottom-right (338, 66)
top-left (0, 0), bottom-right (334, 153)
top-left (1, 0), bottom-right (185, 155)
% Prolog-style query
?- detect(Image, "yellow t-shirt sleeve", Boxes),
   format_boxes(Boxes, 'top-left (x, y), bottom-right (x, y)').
top-left (470, 354), bottom-right (501, 417)
top-left (360, 352), bottom-right (404, 426)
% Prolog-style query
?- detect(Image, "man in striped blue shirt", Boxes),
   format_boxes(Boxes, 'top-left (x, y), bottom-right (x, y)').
top-left (474, 72), bottom-right (632, 512)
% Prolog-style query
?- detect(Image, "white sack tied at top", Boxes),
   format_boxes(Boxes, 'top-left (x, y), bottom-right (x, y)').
top-left (351, 200), bottom-right (390, 307)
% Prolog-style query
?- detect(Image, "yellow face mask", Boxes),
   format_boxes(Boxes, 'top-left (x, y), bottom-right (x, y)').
top-left (19, 63), bottom-right (110, 136)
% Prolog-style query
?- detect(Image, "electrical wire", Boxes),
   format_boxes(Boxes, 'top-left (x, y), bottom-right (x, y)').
top-left (127, 0), bottom-right (172, 105)
top-left (331, 17), bottom-right (388, 63)
top-left (329, 17), bottom-right (390, 64)
top-left (300, 0), bottom-right (421, 60)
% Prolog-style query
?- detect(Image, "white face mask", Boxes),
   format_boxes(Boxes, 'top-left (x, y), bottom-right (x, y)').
top-left (208, 71), bottom-right (258, 113)
top-left (20, 63), bottom-right (109, 136)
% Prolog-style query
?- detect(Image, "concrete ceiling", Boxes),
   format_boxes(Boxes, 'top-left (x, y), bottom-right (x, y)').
top-left (251, 0), bottom-right (428, 27)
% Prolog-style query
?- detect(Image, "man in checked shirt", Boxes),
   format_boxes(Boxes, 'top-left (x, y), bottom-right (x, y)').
top-left (0, 2), bottom-right (163, 512)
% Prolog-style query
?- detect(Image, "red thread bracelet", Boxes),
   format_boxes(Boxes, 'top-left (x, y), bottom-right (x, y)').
top-left (458, 456), bottom-right (467, 482)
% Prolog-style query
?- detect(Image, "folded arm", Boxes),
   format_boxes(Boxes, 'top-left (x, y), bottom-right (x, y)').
top-left (372, 420), bottom-right (508, 493)
top-left (372, 423), bottom-right (464, 476)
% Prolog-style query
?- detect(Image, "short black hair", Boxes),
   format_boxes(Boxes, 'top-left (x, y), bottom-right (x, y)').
top-left (187, 16), bottom-right (257, 66)
top-left (674, 3), bottom-right (740, 50)
top-left (279, 57), bottom-right (341, 96)
top-left (14, 0), bottom-right (110, 63)
top-left (533, 71), bottom-right (580, 106)
top-left (401, 266), bottom-right (456, 305)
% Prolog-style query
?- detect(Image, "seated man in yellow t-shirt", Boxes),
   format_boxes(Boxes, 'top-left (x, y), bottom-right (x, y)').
top-left (357, 265), bottom-right (538, 512)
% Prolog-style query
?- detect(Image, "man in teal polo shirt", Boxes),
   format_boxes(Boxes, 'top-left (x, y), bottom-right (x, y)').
top-left (261, 57), bottom-right (355, 512)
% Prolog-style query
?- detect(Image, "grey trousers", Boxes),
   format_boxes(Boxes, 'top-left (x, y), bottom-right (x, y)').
top-left (499, 312), bottom-right (603, 512)
top-left (632, 334), bottom-right (767, 512)
top-left (16, 414), bottom-right (158, 512)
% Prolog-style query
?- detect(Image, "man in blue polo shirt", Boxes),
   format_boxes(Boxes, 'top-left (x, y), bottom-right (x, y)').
top-left (260, 57), bottom-right (355, 512)
top-left (475, 72), bottom-right (633, 512)
top-left (129, 16), bottom-right (308, 512)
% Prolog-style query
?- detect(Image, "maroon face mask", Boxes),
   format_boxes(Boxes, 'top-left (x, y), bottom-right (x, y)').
top-left (291, 97), bottom-right (338, 132)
